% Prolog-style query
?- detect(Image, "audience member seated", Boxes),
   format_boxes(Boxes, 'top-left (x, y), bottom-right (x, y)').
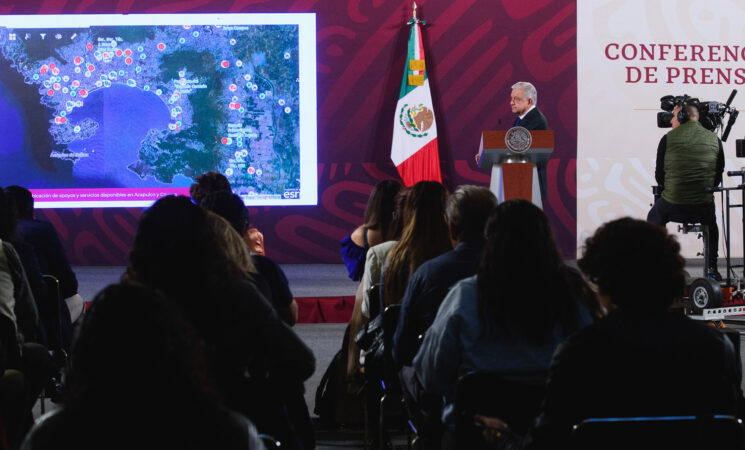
top-left (411, 200), bottom-right (597, 450)
top-left (201, 191), bottom-right (298, 326)
top-left (189, 171), bottom-right (232, 204)
top-left (0, 189), bottom-right (55, 448)
top-left (340, 179), bottom-right (402, 282)
top-left (21, 282), bottom-right (267, 450)
top-left (381, 181), bottom-right (450, 310)
top-left (5, 186), bottom-right (80, 322)
top-left (357, 187), bottom-right (409, 322)
top-left (345, 186), bottom-right (408, 397)
top-left (4, 185), bottom-right (76, 350)
top-left (190, 171), bottom-right (266, 255)
top-left (127, 196), bottom-right (315, 449)
top-left (392, 185), bottom-right (496, 367)
top-left (526, 218), bottom-right (745, 449)
top-left (0, 190), bottom-right (41, 345)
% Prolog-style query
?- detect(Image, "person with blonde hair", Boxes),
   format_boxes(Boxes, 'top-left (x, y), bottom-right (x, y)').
top-left (205, 211), bottom-right (257, 283)
top-left (201, 192), bottom-right (297, 326)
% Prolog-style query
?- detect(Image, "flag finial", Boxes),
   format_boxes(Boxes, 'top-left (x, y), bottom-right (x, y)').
top-left (412, 2), bottom-right (417, 21)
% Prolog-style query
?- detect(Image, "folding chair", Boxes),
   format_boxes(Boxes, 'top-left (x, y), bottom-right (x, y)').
top-left (572, 414), bottom-right (745, 450)
top-left (455, 370), bottom-right (547, 450)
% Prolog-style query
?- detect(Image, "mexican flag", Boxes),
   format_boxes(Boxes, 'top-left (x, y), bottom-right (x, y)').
top-left (390, 18), bottom-right (442, 186)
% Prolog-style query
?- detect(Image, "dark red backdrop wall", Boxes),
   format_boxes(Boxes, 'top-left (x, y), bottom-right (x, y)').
top-left (8, 0), bottom-right (577, 265)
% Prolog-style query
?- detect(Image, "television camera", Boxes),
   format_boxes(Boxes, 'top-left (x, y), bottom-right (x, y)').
top-left (656, 89), bottom-right (739, 142)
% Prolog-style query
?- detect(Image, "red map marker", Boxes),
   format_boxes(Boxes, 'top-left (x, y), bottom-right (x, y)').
top-left (74, 56), bottom-right (82, 65)
top-left (158, 43), bottom-right (166, 51)
top-left (79, 89), bottom-right (88, 97)
top-left (88, 64), bottom-right (95, 72)
top-left (221, 60), bottom-right (230, 68)
top-left (86, 43), bottom-right (93, 51)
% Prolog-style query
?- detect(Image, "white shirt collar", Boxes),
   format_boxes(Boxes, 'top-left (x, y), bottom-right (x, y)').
top-left (519, 104), bottom-right (536, 120)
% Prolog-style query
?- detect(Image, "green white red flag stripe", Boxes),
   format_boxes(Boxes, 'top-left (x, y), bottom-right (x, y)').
top-left (390, 20), bottom-right (442, 186)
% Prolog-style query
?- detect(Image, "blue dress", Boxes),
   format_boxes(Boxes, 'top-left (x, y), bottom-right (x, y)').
top-left (340, 228), bottom-right (368, 281)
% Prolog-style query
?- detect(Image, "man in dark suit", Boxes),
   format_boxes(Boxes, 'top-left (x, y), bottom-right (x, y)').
top-left (476, 81), bottom-right (550, 201)
top-left (510, 81), bottom-right (548, 130)
top-left (510, 82), bottom-right (549, 201)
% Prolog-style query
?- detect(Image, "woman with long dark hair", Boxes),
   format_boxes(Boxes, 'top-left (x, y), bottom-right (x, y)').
top-left (127, 196), bottom-right (315, 450)
top-left (340, 179), bottom-right (403, 281)
top-left (382, 180), bottom-right (450, 308)
top-left (22, 282), bottom-right (267, 450)
top-left (413, 199), bottom-right (597, 447)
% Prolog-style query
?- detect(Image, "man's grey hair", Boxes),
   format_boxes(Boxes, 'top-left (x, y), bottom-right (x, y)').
top-left (446, 185), bottom-right (497, 242)
top-left (512, 81), bottom-right (537, 105)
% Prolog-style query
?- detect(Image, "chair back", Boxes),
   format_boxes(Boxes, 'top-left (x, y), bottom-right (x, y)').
top-left (368, 283), bottom-right (381, 319)
top-left (455, 370), bottom-right (547, 449)
top-left (40, 275), bottom-right (63, 350)
top-left (380, 304), bottom-right (401, 383)
top-left (0, 314), bottom-right (21, 370)
top-left (572, 415), bottom-right (745, 450)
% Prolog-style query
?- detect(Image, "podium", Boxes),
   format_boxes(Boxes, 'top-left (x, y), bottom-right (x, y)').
top-left (477, 128), bottom-right (554, 208)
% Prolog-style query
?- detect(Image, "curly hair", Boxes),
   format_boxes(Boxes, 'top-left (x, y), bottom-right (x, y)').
top-left (383, 181), bottom-right (450, 306)
top-left (578, 217), bottom-right (685, 310)
top-left (200, 191), bottom-right (250, 234)
top-left (189, 171), bottom-right (231, 204)
top-left (477, 199), bottom-right (588, 342)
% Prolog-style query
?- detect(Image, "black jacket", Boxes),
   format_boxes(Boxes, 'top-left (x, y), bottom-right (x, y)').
top-left (529, 308), bottom-right (744, 449)
top-left (515, 107), bottom-right (548, 130)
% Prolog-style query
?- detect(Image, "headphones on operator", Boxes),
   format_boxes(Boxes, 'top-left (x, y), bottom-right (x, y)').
top-left (676, 95), bottom-right (695, 124)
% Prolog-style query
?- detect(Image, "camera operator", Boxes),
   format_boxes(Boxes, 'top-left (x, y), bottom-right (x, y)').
top-left (647, 101), bottom-right (725, 279)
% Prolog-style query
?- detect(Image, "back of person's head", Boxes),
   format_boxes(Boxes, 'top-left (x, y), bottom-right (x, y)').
top-left (579, 217), bottom-right (684, 310)
top-left (190, 171), bottom-right (231, 204)
top-left (0, 188), bottom-right (15, 242)
top-left (200, 191), bottom-right (249, 234)
top-left (384, 181), bottom-right (451, 306)
top-left (387, 186), bottom-right (410, 242)
top-left (3, 185), bottom-right (33, 220)
top-left (446, 185), bottom-right (496, 243)
top-left (56, 282), bottom-right (259, 449)
top-left (204, 211), bottom-right (256, 282)
top-left (128, 196), bottom-right (230, 301)
top-left (65, 282), bottom-right (216, 412)
top-left (478, 199), bottom-right (574, 341)
top-left (363, 179), bottom-right (403, 241)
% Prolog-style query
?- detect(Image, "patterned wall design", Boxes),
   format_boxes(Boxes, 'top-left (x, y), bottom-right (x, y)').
top-left (6, 0), bottom-right (578, 264)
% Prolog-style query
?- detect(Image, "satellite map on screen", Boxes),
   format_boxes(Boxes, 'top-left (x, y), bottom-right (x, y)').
top-left (0, 15), bottom-right (313, 206)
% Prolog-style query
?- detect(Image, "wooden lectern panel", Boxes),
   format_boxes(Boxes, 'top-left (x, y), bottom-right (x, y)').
top-left (502, 163), bottom-right (535, 201)
top-left (481, 130), bottom-right (554, 150)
